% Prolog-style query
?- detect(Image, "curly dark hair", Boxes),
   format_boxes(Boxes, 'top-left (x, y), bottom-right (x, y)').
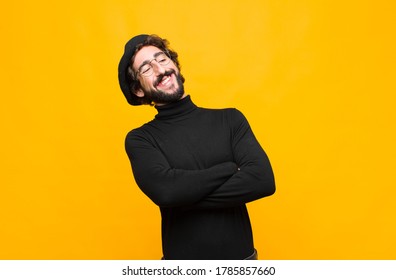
top-left (126, 35), bottom-right (185, 105)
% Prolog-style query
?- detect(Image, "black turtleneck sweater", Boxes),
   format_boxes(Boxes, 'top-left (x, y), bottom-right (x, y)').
top-left (125, 95), bottom-right (275, 260)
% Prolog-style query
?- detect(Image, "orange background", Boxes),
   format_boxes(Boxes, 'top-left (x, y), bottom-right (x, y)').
top-left (1, 0), bottom-right (395, 259)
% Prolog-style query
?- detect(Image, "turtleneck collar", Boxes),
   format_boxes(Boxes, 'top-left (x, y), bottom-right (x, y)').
top-left (154, 95), bottom-right (197, 120)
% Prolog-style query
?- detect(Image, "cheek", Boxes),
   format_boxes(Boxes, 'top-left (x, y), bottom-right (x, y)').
top-left (170, 62), bottom-right (179, 72)
top-left (139, 77), bottom-right (154, 89)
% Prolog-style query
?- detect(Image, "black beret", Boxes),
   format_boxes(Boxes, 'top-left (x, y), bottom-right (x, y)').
top-left (118, 34), bottom-right (148, 105)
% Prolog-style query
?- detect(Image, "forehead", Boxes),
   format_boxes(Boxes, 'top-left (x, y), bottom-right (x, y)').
top-left (132, 45), bottom-right (163, 70)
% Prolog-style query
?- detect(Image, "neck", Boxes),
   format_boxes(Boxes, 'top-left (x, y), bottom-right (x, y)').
top-left (154, 94), bottom-right (197, 120)
top-left (154, 93), bottom-right (188, 106)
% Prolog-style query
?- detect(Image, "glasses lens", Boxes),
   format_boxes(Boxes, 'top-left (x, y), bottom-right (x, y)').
top-left (156, 54), bottom-right (170, 66)
top-left (138, 53), bottom-right (170, 77)
top-left (139, 65), bottom-right (152, 76)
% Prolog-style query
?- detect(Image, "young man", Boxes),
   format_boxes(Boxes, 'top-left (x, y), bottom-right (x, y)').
top-left (118, 34), bottom-right (275, 260)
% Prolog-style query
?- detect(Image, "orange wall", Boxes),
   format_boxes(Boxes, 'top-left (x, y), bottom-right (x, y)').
top-left (1, 0), bottom-right (395, 259)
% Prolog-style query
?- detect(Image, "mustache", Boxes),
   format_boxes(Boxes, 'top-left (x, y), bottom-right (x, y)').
top-left (154, 69), bottom-right (176, 87)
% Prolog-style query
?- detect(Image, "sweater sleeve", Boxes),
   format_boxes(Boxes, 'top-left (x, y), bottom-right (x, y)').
top-left (125, 130), bottom-right (238, 208)
top-left (188, 109), bottom-right (275, 209)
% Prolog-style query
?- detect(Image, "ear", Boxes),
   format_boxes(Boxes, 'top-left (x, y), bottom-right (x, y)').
top-left (134, 88), bottom-right (145, 98)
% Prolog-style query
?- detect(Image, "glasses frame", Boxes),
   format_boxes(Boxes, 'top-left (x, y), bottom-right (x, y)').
top-left (135, 52), bottom-right (172, 78)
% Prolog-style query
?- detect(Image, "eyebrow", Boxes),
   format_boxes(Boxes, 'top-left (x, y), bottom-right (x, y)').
top-left (138, 51), bottom-right (165, 71)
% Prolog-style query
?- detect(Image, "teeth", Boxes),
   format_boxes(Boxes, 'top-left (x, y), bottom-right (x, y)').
top-left (161, 76), bottom-right (170, 85)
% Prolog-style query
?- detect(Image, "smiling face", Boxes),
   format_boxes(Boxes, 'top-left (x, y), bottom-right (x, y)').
top-left (132, 45), bottom-right (185, 105)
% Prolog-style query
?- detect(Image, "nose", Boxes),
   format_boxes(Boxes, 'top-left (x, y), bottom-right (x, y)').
top-left (151, 60), bottom-right (166, 75)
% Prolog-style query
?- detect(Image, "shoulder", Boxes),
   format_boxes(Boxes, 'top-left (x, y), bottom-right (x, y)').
top-left (125, 120), bottom-right (157, 144)
top-left (125, 124), bottom-right (160, 155)
top-left (219, 107), bottom-right (247, 122)
top-left (198, 106), bottom-right (245, 118)
top-left (196, 107), bottom-right (248, 129)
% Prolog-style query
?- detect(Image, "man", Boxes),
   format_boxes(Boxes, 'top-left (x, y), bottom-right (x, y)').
top-left (118, 34), bottom-right (275, 260)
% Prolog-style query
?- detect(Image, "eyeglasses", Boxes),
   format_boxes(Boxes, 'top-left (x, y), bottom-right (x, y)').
top-left (136, 53), bottom-right (171, 77)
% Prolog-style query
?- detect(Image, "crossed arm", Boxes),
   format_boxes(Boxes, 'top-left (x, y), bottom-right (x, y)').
top-left (125, 109), bottom-right (275, 209)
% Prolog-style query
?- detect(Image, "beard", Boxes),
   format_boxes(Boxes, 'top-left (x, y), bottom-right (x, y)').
top-left (142, 69), bottom-right (185, 105)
